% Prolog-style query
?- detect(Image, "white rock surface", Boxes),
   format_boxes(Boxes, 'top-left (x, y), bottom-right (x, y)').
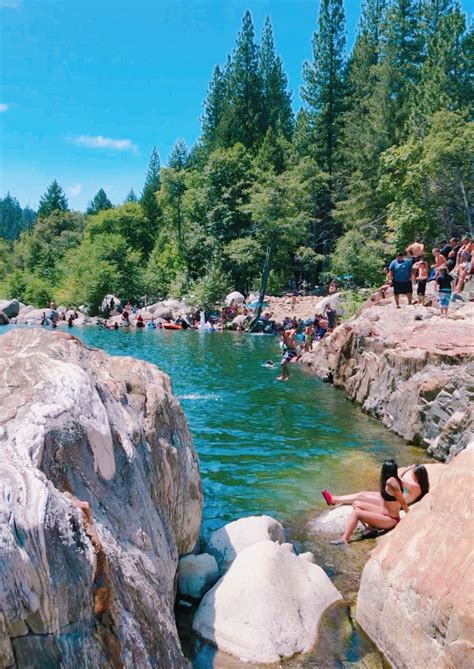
top-left (0, 328), bottom-right (202, 668)
top-left (193, 540), bottom-right (343, 663)
top-left (308, 506), bottom-right (364, 536)
top-left (206, 515), bottom-right (285, 572)
top-left (178, 553), bottom-right (219, 600)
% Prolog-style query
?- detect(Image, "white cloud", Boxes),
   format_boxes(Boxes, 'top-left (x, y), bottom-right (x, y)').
top-left (0, 104), bottom-right (9, 112)
top-left (74, 134), bottom-right (138, 153)
top-left (67, 183), bottom-right (83, 197)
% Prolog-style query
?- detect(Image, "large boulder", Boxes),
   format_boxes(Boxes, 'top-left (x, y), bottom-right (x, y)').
top-left (308, 506), bottom-right (363, 536)
top-left (0, 328), bottom-right (202, 668)
top-left (304, 300), bottom-right (474, 461)
top-left (193, 540), bottom-right (343, 663)
top-left (0, 311), bottom-right (9, 325)
top-left (16, 308), bottom-right (47, 323)
top-left (178, 553), bottom-right (219, 600)
top-left (225, 291), bottom-right (245, 306)
top-left (154, 307), bottom-right (173, 320)
top-left (0, 299), bottom-right (20, 318)
top-left (205, 515), bottom-right (285, 573)
top-left (356, 447), bottom-right (474, 669)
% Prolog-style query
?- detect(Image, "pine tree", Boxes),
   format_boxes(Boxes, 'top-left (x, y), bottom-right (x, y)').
top-left (0, 193), bottom-right (23, 240)
top-left (37, 180), bottom-right (69, 218)
top-left (337, 1), bottom-right (388, 229)
top-left (86, 188), bottom-right (113, 215)
top-left (417, 1), bottom-right (471, 125)
top-left (376, 0), bottom-right (424, 143)
top-left (125, 188), bottom-right (138, 202)
top-left (168, 138), bottom-right (189, 170)
top-left (258, 16), bottom-right (293, 139)
top-left (202, 65), bottom-right (227, 148)
top-left (220, 10), bottom-right (265, 149)
top-left (141, 147), bottom-right (161, 239)
top-left (301, 0), bottom-right (346, 177)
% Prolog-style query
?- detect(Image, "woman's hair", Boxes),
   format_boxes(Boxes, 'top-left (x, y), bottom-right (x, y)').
top-left (413, 465), bottom-right (430, 501)
top-left (380, 459), bottom-right (400, 495)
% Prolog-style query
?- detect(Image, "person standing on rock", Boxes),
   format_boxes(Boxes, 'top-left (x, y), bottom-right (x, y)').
top-left (436, 267), bottom-right (454, 316)
top-left (406, 238), bottom-right (425, 266)
top-left (412, 255), bottom-right (429, 305)
top-left (389, 252), bottom-right (413, 308)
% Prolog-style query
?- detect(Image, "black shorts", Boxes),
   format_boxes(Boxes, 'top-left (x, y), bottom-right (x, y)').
top-left (393, 281), bottom-right (412, 295)
top-left (417, 279), bottom-right (427, 296)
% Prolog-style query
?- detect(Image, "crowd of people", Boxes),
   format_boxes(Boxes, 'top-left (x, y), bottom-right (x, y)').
top-left (383, 236), bottom-right (473, 313)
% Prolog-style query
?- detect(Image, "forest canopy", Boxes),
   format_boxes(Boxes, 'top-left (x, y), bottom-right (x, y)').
top-left (1, 1), bottom-right (473, 312)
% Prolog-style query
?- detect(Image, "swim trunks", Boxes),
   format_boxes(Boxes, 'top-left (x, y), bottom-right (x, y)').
top-left (281, 349), bottom-right (298, 365)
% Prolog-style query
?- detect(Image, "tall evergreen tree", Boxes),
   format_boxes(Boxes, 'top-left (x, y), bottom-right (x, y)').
top-left (86, 188), bottom-right (113, 216)
top-left (141, 147), bottom-right (161, 239)
top-left (375, 0), bottom-right (424, 143)
top-left (258, 16), bottom-right (293, 139)
top-left (37, 180), bottom-right (69, 218)
top-left (302, 0), bottom-right (346, 179)
top-left (202, 65), bottom-right (227, 148)
top-left (337, 0), bottom-right (388, 229)
top-left (168, 138), bottom-right (189, 170)
top-left (0, 193), bottom-right (23, 240)
top-left (220, 10), bottom-right (265, 149)
top-left (125, 188), bottom-right (138, 202)
top-left (417, 1), bottom-right (471, 124)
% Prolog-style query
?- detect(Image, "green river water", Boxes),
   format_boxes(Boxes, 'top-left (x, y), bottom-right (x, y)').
top-left (6, 325), bottom-right (426, 667)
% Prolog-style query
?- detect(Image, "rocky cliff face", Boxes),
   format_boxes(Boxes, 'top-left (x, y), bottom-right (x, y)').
top-left (302, 298), bottom-right (474, 461)
top-left (0, 328), bottom-right (202, 668)
top-left (356, 446), bottom-right (474, 669)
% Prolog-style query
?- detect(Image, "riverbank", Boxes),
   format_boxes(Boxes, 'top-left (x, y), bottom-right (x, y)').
top-left (301, 293), bottom-right (474, 462)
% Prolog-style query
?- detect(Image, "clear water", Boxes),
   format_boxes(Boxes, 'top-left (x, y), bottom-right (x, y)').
top-left (4, 325), bottom-right (425, 667)
top-left (74, 327), bottom-right (417, 535)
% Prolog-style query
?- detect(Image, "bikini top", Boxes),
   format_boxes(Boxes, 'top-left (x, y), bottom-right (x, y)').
top-left (381, 478), bottom-right (403, 502)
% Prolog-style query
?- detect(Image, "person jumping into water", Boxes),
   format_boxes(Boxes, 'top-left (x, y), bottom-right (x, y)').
top-left (277, 326), bottom-right (298, 381)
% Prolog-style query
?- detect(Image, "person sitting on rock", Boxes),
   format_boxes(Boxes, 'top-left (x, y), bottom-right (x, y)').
top-left (324, 460), bottom-right (410, 545)
top-left (322, 463), bottom-right (429, 509)
top-left (325, 303), bottom-right (337, 330)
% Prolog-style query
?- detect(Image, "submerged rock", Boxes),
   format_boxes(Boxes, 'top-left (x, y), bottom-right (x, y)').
top-left (193, 540), bottom-right (343, 664)
top-left (356, 446), bottom-right (474, 669)
top-left (304, 299), bottom-right (474, 461)
top-left (205, 515), bottom-right (285, 573)
top-left (0, 328), bottom-right (202, 668)
top-left (178, 553), bottom-right (219, 600)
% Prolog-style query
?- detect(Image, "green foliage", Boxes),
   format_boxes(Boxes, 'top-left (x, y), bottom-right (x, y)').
top-left (140, 147), bottom-right (161, 241)
top-left (59, 233), bottom-right (143, 314)
top-left (188, 264), bottom-right (233, 310)
top-left (0, 193), bottom-right (35, 240)
top-left (86, 188), bottom-right (113, 215)
top-left (330, 229), bottom-right (391, 286)
top-left (87, 202), bottom-right (153, 256)
top-left (6, 5), bottom-right (472, 309)
top-left (125, 188), bottom-right (138, 202)
top-left (37, 180), bottom-right (69, 218)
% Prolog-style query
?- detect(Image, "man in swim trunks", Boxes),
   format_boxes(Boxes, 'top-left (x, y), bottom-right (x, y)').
top-left (412, 255), bottom-right (429, 305)
top-left (389, 252), bottom-right (413, 308)
top-left (277, 327), bottom-right (298, 381)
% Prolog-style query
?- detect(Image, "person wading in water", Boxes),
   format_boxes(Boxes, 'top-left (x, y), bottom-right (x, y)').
top-left (277, 326), bottom-right (298, 381)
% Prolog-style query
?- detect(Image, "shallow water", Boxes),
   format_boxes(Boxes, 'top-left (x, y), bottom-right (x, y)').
top-left (4, 325), bottom-right (424, 667)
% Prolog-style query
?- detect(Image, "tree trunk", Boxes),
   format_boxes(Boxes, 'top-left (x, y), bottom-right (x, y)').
top-left (250, 244), bottom-right (272, 332)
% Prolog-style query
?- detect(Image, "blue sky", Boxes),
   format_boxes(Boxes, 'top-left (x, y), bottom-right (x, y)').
top-left (0, 0), bottom-right (471, 212)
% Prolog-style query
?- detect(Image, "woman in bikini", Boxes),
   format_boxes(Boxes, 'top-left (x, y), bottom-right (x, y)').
top-left (325, 460), bottom-right (410, 545)
top-left (322, 463), bottom-right (429, 508)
